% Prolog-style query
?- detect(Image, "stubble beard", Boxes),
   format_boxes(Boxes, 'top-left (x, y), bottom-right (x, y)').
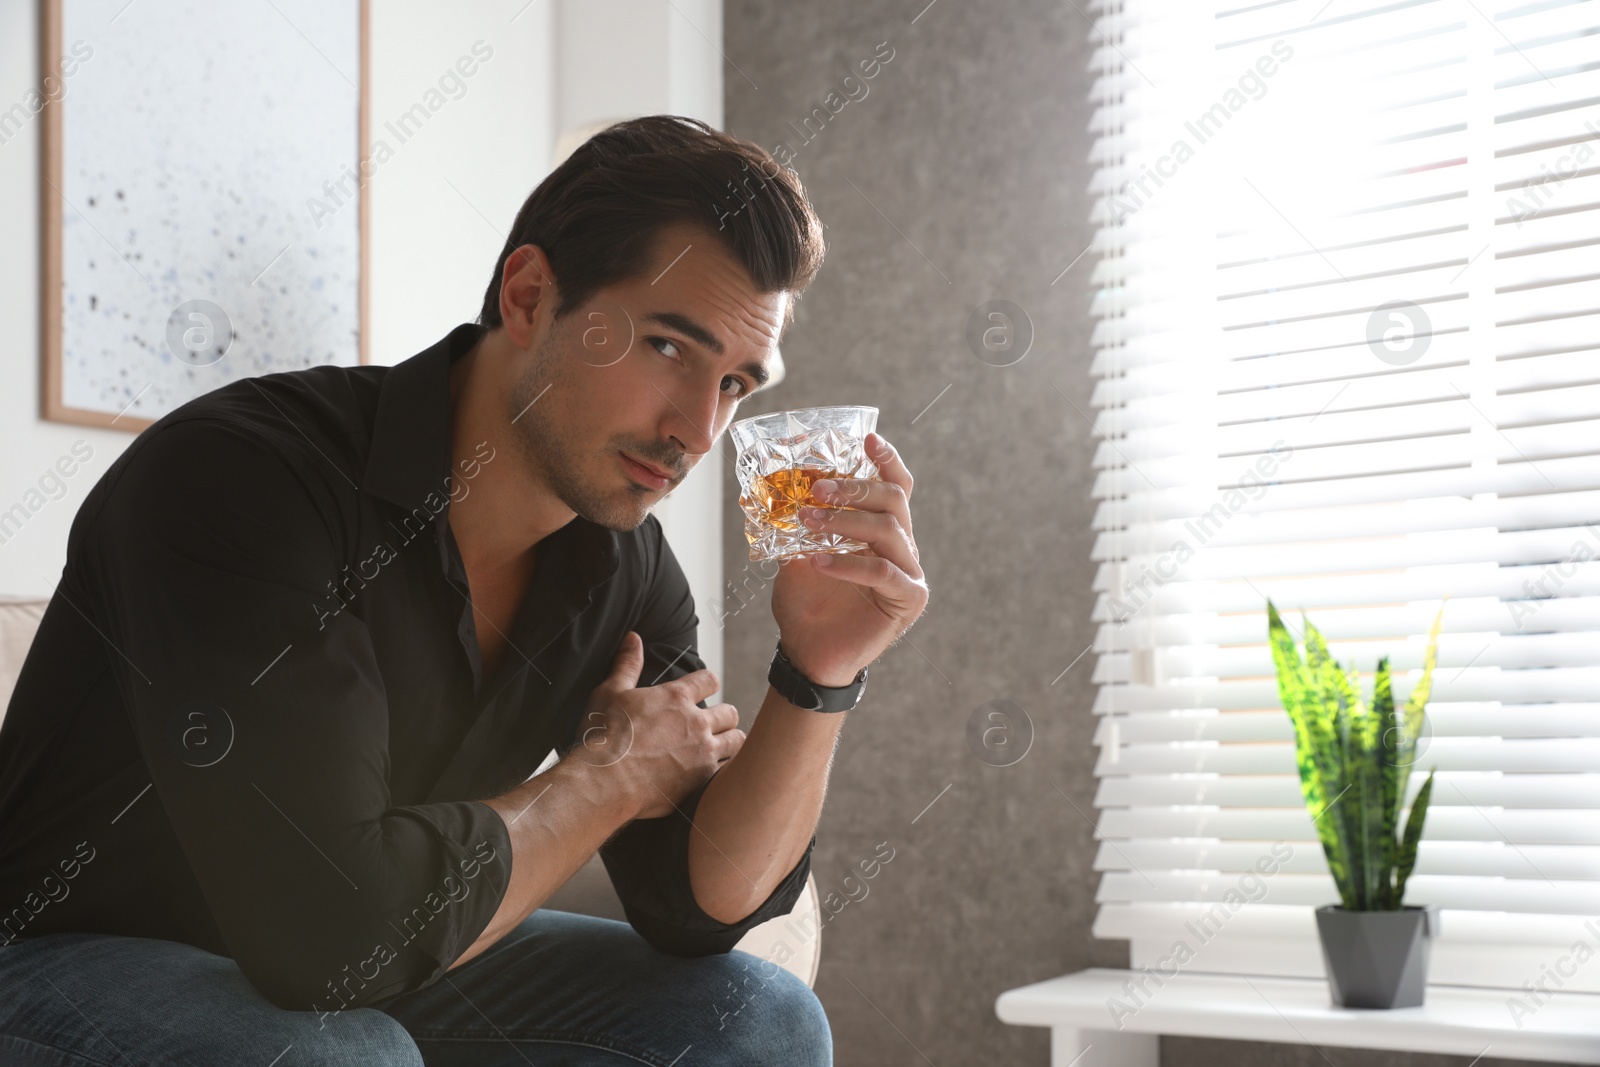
top-left (504, 328), bottom-right (654, 533)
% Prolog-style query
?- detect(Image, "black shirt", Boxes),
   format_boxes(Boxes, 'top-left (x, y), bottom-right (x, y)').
top-left (0, 322), bottom-right (812, 1011)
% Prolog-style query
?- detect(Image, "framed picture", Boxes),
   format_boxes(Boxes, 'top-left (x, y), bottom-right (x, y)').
top-left (39, 0), bottom-right (370, 432)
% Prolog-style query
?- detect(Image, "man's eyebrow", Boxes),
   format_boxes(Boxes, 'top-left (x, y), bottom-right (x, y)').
top-left (642, 310), bottom-right (772, 389)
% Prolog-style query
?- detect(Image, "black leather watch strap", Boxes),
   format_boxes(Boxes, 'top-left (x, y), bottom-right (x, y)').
top-left (768, 642), bottom-right (867, 713)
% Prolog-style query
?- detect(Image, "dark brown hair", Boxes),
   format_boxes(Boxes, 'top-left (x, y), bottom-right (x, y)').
top-left (476, 115), bottom-right (824, 331)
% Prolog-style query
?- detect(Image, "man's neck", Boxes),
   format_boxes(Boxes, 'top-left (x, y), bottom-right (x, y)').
top-left (447, 329), bottom-right (573, 575)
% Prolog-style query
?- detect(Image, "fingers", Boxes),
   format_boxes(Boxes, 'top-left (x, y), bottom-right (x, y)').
top-left (808, 547), bottom-right (930, 602)
top-left (613, 635), bottom-right (720, 701)
top-left (669, 666), bottom-right (722, 705)
top-left (812, 472), bottom-right (913, 550)
top-left (713, 726), bottom-right (747, 762)
top-left (701, 702), bottom-right (743, 763)
top-left (604, 631), bottom-right (644, 691)
top-left (812, 470), bottom-right (915, 566)
top-left (804, 437), bottom-right (919, 579)
top-left (866, 433), bottom-right (912, 497)
top-left (703, 701), bottom-right (740, 735)
top-left (798, 505), bottom-right (921, 579)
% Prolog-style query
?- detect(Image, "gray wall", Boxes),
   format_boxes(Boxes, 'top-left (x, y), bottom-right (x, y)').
top-left (721, 4), bottom-right (1103, 1064)
top-left (720, 4), bottom-right (1545, 1067)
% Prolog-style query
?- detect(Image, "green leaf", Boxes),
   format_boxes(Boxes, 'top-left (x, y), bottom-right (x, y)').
top-left (1267, 602), bottom-right (1357, 909)
top-left (1307, 618), bottom-right (1363, 903)
top-left (1390, 607), bottom-right (1442, 909)
top-left (1402, 606), bottom-right (1445, 748)
top-left (1395, 769), bottom-right (1436, 905)
top-left (1374, 658), bottom-right (1401, 908)
top-left (1267, 601), bottom-right (1356, 908)
top-left (1356, 697), bottom-right (1386, 909)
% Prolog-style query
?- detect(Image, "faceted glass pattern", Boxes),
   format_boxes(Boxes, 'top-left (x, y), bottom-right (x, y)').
top-left (730, 406), bottom-right (880, 563)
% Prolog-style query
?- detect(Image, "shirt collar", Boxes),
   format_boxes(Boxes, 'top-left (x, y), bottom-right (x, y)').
top-left (362, 321), bottom-right (621, 586)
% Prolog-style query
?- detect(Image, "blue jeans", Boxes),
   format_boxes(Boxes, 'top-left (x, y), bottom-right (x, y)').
top-left (0, 910), bottom-right (832, 1065)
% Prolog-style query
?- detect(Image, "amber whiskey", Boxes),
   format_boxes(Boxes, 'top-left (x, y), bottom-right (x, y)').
top-left (739, 465), bottom-right (853, 538)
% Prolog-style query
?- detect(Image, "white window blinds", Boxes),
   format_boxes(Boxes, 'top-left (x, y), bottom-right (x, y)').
top-left (1085, 0), bottom-right (1600, 991)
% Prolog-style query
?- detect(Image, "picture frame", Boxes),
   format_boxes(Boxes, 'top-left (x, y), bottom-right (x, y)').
top-left (39, 0), bottom-right (371, 432)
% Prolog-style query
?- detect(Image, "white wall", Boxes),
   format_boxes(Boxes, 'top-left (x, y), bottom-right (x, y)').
top-left (0, 0), bottom-right (724, 690)
top-left (366, 3), bottom-right (557, 366)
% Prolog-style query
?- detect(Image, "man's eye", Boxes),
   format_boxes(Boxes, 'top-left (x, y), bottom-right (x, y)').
top-left (651, 336), bottom-right (749, 399)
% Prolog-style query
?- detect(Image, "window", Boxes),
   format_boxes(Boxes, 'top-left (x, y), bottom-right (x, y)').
top-left (1086, 0), bottom-right (1600, 989)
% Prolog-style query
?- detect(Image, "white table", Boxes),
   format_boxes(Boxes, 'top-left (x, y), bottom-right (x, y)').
top-left (996, 968), bottom-right (1600, 1066)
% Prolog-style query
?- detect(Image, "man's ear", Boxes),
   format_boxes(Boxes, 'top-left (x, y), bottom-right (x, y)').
top-left (500, 244), bottom-right (559, 346)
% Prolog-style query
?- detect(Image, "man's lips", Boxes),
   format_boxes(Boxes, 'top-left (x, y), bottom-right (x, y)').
top-left (629, 455), bottom-right (674, 479)
top-left (621, 452), bottom-right (677, 486)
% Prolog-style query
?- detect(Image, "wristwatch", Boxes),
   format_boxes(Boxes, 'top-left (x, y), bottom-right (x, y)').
top-left (768, 642), bottom-right (868, 713)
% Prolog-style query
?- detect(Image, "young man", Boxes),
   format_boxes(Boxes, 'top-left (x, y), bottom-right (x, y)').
top-left (0, 116), bottom-right (927, 1065)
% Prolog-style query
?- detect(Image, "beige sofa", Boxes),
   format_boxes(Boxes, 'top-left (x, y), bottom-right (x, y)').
top-left (0, 596), bottom-right (819, 986)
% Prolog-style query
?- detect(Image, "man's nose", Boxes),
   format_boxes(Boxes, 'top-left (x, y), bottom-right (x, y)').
top-left (665, 384), bottom-right (718, 457)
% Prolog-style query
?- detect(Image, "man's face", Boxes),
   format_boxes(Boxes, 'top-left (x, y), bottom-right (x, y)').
top-left (504, 222), bottom-right (787, 532)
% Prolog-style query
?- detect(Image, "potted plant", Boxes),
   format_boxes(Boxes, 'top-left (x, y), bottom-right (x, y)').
top-left (1265, 600), bottom-right (1443, 1009)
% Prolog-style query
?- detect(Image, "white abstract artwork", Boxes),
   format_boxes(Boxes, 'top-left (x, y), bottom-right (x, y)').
top-left (45, 0), bottom-right (366, 430)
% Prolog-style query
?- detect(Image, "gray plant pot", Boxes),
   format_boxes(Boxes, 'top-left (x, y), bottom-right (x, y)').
top-left (1314, 904), bottom-right (1437, 1009)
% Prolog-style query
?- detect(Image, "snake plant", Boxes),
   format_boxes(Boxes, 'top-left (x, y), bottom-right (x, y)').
top-left (1265, 601), bottom-right (1442, 911)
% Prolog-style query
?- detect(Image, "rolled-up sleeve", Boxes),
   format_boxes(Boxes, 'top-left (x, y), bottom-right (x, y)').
top-left (76, 420), bottom-right (512, 1010)
top-left (597, 518), bottom-right (814, 956)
